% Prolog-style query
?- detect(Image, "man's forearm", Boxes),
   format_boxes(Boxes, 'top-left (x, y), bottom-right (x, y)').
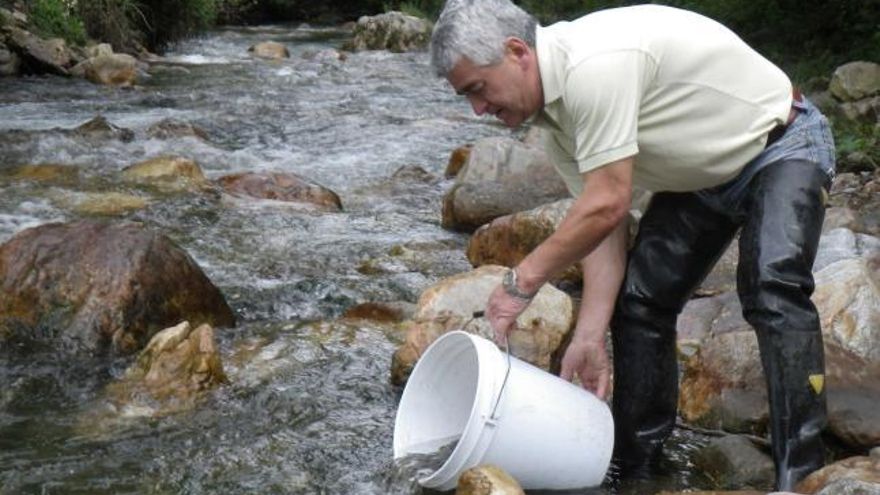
top-left (514, 158), bottom-right (633, 294)
top-left (573, 217), bottom-right (628, 343)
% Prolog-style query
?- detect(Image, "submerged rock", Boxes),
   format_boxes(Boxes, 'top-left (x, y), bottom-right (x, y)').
top-left (104, 321), bottom-right (227, 414)
top-left (216, 171), bottom-right (342, 211)
top-left (122, 155), bottom-right (210, 192)
top-left (0, 220), bottom-right (236, 354)
top-left (248, 41), bottom-right (290, 60)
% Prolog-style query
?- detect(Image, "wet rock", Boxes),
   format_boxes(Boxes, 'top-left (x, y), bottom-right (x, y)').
top-left (71, 53), bottom-right (138, 86)
top-left (444, 145), bottom-right (472, 178)
top-left (122, 156), bottom-right (209, 192)
top-left (72, 115), bottom-right (135, 142)
top-left (795, 455), bottom-right (880, 494)
top-left (2, 163), bottom-right (79, 185)
top-left (3, 26), bottom-right (71, 75)
top-left (103, 321), bottom-right (227, 416)
top-left (693, 435), bottom-right (775, 490)
top-left (442, 137), bottom-right (569, 232)
top-left (0, 43), bottom-right (20, 76)
top-left (342, 301), bottom-right (415, 323)
top-left (146, 118), bottom-right (210, 141)
top-left (248, 41), bottom-right (290, 59)
top-left (830, 61), bottom-right (880, 102)
top-left (390, 265), bottom-right (574, 386)
top-left (343, 11), bottom-right (432, 53)
top-left (465, 197), bottom-right (645, 286)
top-left (301, 48), bottom-right (346, 62)
top-left (827, 387), bottom-right (880, 450)
top-left (456, 464), bottom-right (525, 495)
top-left (68, 192), bottom-right (150, 216)
top-left (466, 199), bottom-right (580, 283)
top-left (216, 171), bottom-right (342, 211)
top-left (0, 220), bottom-right (235, 354)
top-left (390, 164), bottom-right (438, 183)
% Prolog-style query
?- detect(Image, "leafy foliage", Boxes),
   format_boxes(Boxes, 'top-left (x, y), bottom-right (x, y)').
top-left (26, 0), bottom-right (87, 45)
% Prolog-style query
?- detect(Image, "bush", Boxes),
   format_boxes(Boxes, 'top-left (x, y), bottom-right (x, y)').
top-left (27, 0), bottom-right (88, 45)
top-left (77, 0), bottom-right (143, 52)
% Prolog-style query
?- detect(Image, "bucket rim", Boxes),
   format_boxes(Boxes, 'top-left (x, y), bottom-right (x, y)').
top-left (393, 330), bottom-right (506, 489)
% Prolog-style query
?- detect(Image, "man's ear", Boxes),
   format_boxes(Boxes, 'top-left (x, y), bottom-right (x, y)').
top-left (504, 37), bottom-right (531, 60)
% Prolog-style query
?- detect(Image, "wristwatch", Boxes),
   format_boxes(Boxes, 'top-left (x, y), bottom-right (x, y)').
top-left (502, 268), bottom-right (537, 300)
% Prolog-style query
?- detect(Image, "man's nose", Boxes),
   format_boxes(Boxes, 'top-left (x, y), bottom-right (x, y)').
top-left (468, 94), bottom-right (489, 115)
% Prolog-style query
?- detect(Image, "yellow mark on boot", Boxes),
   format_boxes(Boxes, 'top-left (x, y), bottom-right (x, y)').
top-left (821, 188), bottom-right (829, 208)
top-left (809, 374), bottom-right (825, 394)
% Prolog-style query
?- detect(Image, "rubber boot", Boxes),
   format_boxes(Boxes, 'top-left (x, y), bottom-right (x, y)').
top-left (612, 191), bottom-right (738, 478)
top-left (737, 159), bottom-right (829, 491)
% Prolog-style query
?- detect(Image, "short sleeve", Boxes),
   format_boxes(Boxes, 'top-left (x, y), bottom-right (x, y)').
top-left (562, 50), bottom-right (654, 173)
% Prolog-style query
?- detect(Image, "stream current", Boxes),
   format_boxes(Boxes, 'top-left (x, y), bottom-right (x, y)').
top-left (0, 24), bottom-right (710, 494)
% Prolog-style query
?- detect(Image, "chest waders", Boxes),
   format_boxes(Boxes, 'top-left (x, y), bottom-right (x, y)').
top-left (609, 156), bottom-right (830, 491)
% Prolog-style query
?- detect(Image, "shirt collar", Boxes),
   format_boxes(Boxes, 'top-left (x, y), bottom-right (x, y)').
top-left (536, 24), bottom-right (563, 107)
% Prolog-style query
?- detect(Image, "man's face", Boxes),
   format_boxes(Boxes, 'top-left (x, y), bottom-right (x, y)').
top-left (447, 49), bottom-right (541, 128)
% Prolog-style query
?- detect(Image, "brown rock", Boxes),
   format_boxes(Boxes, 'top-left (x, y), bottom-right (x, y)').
top-left (248, 41), bottom-right (290, 59)
top-left (4, 27), bottom-right (71, 75)
top-left (456, 465), bottom-right (525, 495)
top-left (390, 265), bottom-right (575, 385)
top-left (795, 455), bottom-right (880, 494)
top-left (122, 156), bottom-right (209, 192)
top-left (74, 53), bottom-right (137, 86)
top-left (445, 145), bottom-right (472, 178)
top-left (217, 171), bottom-right (342, 211)
top-left (0, 220), bottom-right (235, 354)
top-left (105, 321), bottom-right (227, 412)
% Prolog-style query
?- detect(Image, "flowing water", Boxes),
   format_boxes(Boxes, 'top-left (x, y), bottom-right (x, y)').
top-left (0, 24), bottom-right (712, 494)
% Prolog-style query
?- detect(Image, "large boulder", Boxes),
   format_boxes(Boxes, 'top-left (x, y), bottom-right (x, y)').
top-left (71, 53), bottom-right (138, 86)
top-left (466, 199), bottom-right (580, 283)
top-left (344, 11), bottom-right (432, 53)
top-left (677, 232), bottom-right (880, 449)
top-left (830, 61), bottom-right (880, 102)
top-left (442, 137), bottom-right (569, 232)
top-left (216, 171), bottom-right (342, 211)
top-left (390, 265), bottom-right (575, 386)
top-left (0, 220), bottom-right (236, 354)
top-left (3, 26), bottom-right (71, 75)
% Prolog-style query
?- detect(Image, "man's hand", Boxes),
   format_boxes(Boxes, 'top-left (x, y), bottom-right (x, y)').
top-left (560, 336), bottom-right (611, 400)
top-left (485, 284), bottom-right (532, 345)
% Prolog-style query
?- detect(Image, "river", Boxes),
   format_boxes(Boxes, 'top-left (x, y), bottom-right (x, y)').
top-left (0, 23), bottom-right (711, 494)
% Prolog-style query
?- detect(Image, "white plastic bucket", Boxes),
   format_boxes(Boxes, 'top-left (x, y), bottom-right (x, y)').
top-left (393, 330), bottom-right (614, 491)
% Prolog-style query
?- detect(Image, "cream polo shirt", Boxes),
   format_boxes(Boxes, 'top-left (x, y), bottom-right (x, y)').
top-left (532, 5), bottom-right (793, 195)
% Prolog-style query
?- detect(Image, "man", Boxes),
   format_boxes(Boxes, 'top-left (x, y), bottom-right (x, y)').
top-left (430, 0), bottom-right (836, 491)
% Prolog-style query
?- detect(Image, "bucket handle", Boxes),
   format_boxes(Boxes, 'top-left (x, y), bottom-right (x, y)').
top-left (468, 311), bottom-right (512, 421)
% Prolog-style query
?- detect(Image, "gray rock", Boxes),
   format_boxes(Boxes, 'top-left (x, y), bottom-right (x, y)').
top-left (693, 434), bottom-right (775, 490)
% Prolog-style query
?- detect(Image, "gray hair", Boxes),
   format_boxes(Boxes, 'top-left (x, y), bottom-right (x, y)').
top-left (430, 0), bottom-right (538, 77)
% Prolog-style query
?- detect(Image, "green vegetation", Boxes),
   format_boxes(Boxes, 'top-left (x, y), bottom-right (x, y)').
top-left (28, 0), bottom-right (87, 45)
